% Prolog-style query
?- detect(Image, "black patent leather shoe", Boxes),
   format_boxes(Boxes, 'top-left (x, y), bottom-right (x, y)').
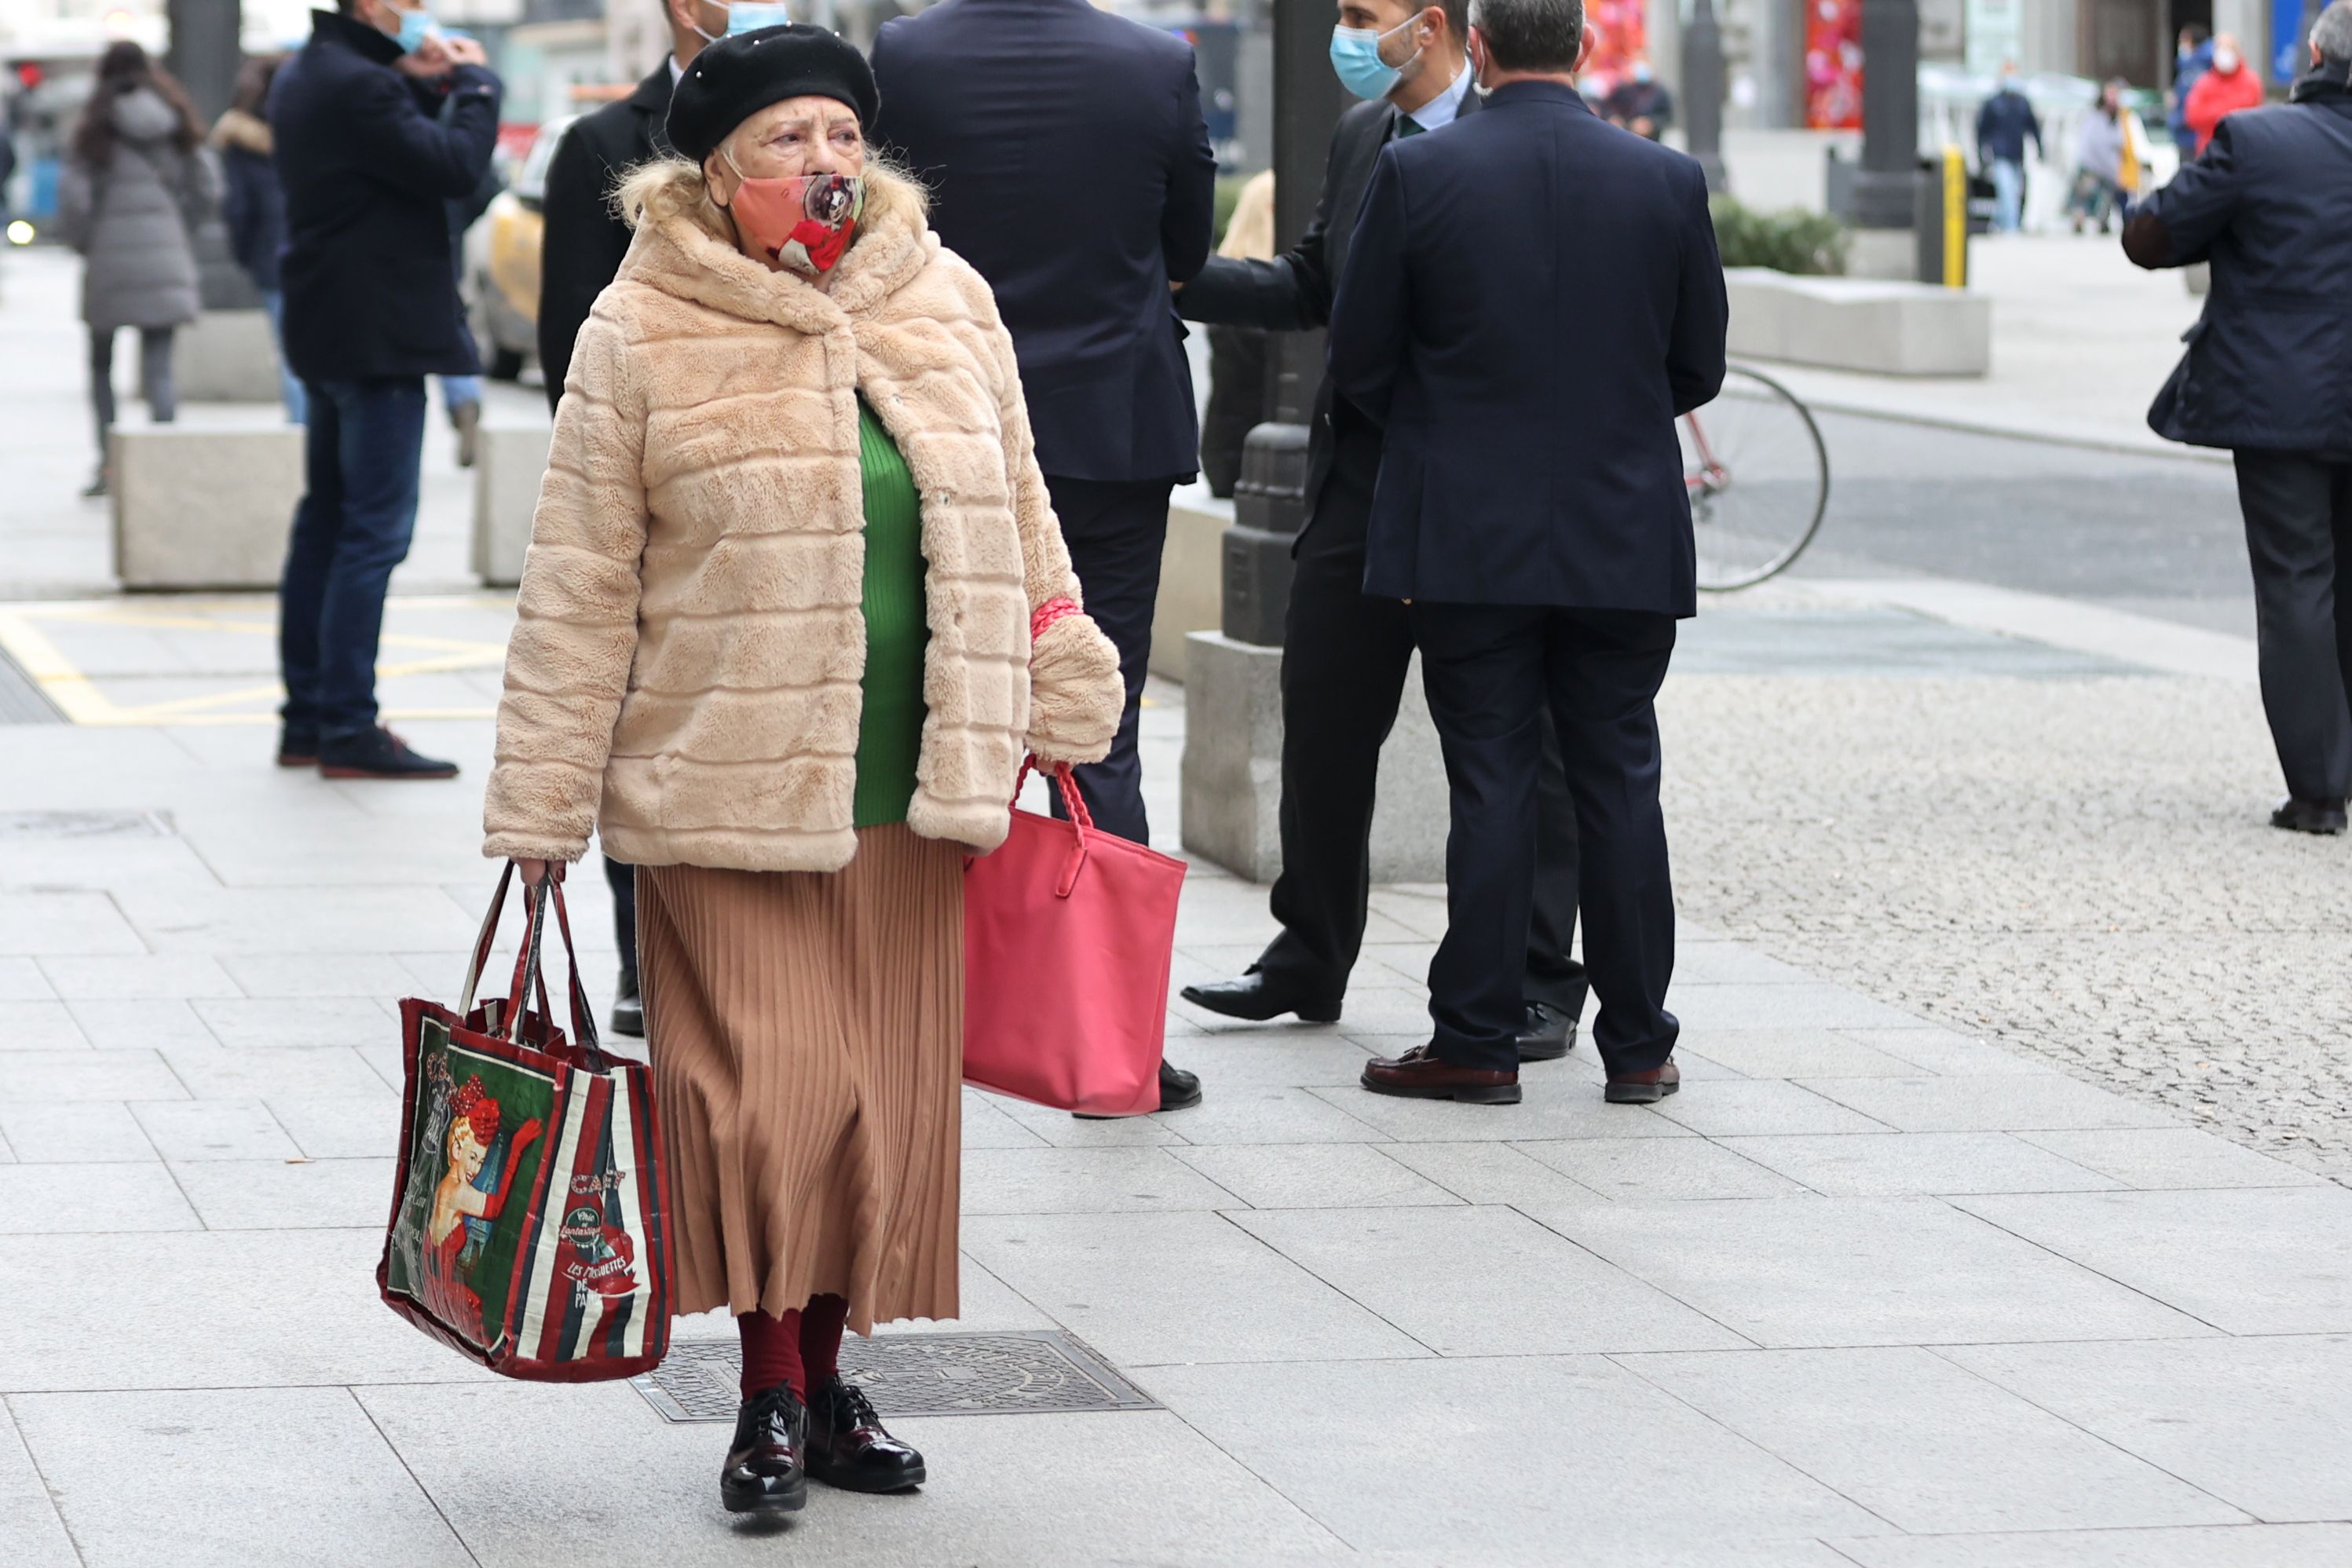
top-left (805, 1376), bottom-right (925, 1493)
top-left (1074, 1058), bottom-right (1202, 1119)
top-left (1180, 968), bottom-right (1342, 1024)
top-left (1517, 1000), bottom-right (1578, 1062)
top-left (2271, 797), bottom-right (2348, 835)
top-left (611, 969), bottom-right (644, 1039)
top-left (720, 1383), bottom-right (808, 1515)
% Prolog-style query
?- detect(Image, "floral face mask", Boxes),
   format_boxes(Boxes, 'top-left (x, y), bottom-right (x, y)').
top-left (720, 147), bottom-right (864, 276)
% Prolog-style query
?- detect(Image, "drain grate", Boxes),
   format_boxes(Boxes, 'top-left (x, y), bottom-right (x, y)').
top-left (633, 1330), bottom-right (1161, 1421)
top-left (0, 646), bottom-right (64, 725)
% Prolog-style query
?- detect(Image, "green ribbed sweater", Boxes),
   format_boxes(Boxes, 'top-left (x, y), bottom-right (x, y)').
top-left (851, 397), bottom-right (929, 828)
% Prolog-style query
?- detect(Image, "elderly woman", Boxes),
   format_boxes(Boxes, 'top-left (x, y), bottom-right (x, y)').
top-left (482, 26), bottom-right (1121, 1516)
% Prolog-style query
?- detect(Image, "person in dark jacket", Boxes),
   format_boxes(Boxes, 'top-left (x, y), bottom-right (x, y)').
top-left (214, 56), bottom-right (301, 422)
top-left (871, 0), bottom-right (1216, 1114)
top-left (57, 42), bottom-right (217, 496)
top-left (2123, 2), bottom-right (2352, 835)
top-left (1174, 0), bottom-right (1591, 1068)
top-left (2169, 24), bottom-right (2215, 161)
top-left (535, 0), bottom-right (729, 1040)
top-left (269, 0), bottom-right (499, 781)
top-left (1975, 62), bottom-right (2043, 232)
top-left (1599, 56), bottom-right (1673, 138)
top-left (1330, 0), bottom-right (1725, 1107)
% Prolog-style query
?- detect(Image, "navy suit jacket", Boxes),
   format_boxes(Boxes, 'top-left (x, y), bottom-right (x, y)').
top-left (872, 0), bottom-right (1218, 484)
top-left (1328, 82), bottom-right (1726, 614)
top-left (270, 9), bottom-right (500, 382)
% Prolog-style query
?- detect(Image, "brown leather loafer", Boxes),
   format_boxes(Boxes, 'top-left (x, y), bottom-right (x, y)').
top-left (1361, 1044), bottom-right (1521, 1104)
top-left (1604, 1058), bottom-right (1681, 1105)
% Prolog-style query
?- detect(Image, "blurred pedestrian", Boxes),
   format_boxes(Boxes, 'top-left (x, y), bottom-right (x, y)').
top-left (269, 1), bottom-right (500, 780)
top-left (57, 41), bottom-right (217, 498)
top-left (2168, 24), bottom-right (2214, 163)
top-left (214, 56), bottom-right (302, 423)
top-left (1329, 0), bottom-right (1725, 1106)
top-left (484, 27), bottom-right (1121, 1512)
top-left (1174, 0), bottom-right (1591, 1067)
top-left (1599, 54), bottom-right (1673, 139)
top-left (437, 89), bottom-right (502, 470)
top-left (2067, 81), bottom-right (2129, 233)
top-left (2123, 1), bottom-right (2352, 835)
top-left (1975, 60), bottom-right (2043, 232)
top-left (1196, 167), bottom-right (1272, 498)
top-left (536, 0), bottom-right (730, 1040)
top-left (871, 0), bottom-right (1217, 1114)
top-left (2186, 31), bottom-right (2267, 155)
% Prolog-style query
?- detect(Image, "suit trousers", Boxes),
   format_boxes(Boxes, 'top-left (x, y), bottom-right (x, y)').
top-left (1256, 467), bottom-right (1586, 1015)
top-left (1042, 474), bottom-right (1176, 846)
top-left (2233, 450), bottom-right (2352, 803)
top-left (1410, 602), bottom-right (1679, 1076)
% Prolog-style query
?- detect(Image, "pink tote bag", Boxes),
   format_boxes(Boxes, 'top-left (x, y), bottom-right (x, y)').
top-left (964, 761), bottom-right (1186, 1117)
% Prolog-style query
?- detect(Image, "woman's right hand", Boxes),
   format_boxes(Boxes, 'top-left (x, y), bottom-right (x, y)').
top-left (515, 859), bottom-right (564, 890)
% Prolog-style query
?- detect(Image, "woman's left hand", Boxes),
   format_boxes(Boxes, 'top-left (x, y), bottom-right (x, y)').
top-left (1023, 612), bottom-right (1122, 766)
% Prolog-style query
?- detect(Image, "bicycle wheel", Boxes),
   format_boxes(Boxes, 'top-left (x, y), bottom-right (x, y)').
top-left (1682, 364), bottom-right (1831, 591)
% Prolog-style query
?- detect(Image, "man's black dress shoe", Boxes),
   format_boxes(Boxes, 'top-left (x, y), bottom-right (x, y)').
top-left (2271, 797), bottom-right (2348, 835)
top-left (1180, 968), bottom-right (1342, 1024)
top-left (1517, 1000), bottom-right (1578, 1062)
top-left (720, 1383), bottom-right (808, 1515)
top-left (611, 969), bottom-right (644, 1039)
top-left (805, 1376), bottom-right (925, 1493)
top-left (1075, 1058), bottom-right (1202, 1119)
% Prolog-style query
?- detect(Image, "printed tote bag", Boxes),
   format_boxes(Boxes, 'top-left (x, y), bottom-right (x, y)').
top-left (964, 760), bottom-right (1187, 1117)
top-left (378, 865), bottom-right (673, 1381)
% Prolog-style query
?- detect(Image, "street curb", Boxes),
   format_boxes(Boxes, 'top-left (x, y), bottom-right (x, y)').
top-left (1785, 388), bottom-right (2233, 468)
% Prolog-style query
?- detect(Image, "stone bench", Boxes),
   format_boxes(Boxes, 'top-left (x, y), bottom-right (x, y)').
top-left (112, 423), bottom-right (302, 590)
top-left (176, 309), bottom-right (287, 404)
top-left (471, 420), bottom-right (554, 587)
top-left (1180, 631), bottom-right (1448, 886)
top-left (1725, 267), bottom-right (1992, 377)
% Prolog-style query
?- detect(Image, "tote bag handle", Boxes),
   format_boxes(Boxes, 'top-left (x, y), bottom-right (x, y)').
top-left (1011, 758), bottom-right (1093, 899)
top-left (458, 864), bottom-right (601, 1049)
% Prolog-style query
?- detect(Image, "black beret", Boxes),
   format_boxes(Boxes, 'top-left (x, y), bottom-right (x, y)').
top-left (664, 24), bottom-right (880, 165)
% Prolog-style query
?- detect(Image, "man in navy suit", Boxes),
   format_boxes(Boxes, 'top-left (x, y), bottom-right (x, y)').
top-left (1330, 0), bottom-right (1726, 1106)
top-left (871, 0), bottom-right (1216, 1114)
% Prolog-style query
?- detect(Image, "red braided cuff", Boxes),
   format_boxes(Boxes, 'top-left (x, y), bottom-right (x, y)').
top-left (1030, 597), bottom-right (1081, 644)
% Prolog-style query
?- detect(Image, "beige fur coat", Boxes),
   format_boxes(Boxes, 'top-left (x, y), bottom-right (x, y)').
top-left (482, 163), bottom-right (1123, 872)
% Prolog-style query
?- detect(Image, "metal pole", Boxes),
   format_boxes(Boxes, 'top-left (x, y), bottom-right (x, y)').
top-left (1221, 0), bottom-right (1346, 647)
top-left (166, 0), bottom-right (243, 124)
top-left (1682, 0), bottom-right (1728, 192)
top-left (1851, 0), bottom-right (1920, 230)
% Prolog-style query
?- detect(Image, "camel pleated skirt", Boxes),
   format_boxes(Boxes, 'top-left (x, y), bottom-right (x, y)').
top-left (637, 824), bottom-right (963, 1336)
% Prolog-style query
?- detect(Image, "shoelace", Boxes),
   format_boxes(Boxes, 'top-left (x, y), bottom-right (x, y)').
top-left (829, 1380), bottom-right (883, 1431)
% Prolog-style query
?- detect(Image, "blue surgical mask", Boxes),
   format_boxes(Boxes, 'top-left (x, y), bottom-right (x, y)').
top-left (1633, 63), bottom-right (1653, 83)
top-left (393, 5), bottom-right (434, 53)
top-left (728, 1), bottom-right (792, 35)
top-left (1330, 19), bottom-right (1420, 102)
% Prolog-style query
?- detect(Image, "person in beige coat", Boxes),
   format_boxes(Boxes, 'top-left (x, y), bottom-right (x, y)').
top-left (481, 26), bottom-right (1122, 1517)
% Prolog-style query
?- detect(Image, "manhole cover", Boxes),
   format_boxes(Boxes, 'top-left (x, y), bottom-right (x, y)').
top-left (0, 811), bottom-right (170, 841)
top-left (632, 1330), bottom-right (1161, 1421)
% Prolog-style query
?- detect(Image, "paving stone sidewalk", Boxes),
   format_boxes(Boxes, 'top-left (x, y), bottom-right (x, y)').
top-left (3, 589), bottom-right (2350, 1567)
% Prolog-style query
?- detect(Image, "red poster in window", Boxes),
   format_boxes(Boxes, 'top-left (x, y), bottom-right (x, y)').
top-left (1805, 0), bottom-right (1864, 129)
top-left (1579, 0), bottom-right (1650, 101)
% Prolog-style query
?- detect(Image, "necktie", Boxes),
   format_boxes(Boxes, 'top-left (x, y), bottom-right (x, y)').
top-left (1394, 115), bottom-right (1425, 139)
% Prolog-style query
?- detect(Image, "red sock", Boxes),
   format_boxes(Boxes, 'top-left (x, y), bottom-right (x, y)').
top-left (800, 1293), bottom-right (849, 1390)
top-left (738, 1308), bottom-right (804, 1401)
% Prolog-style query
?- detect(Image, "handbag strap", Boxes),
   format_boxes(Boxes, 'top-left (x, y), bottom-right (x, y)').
top-left (459, 864), bottom-right (601, 1049)
top-left (458, 860), bottom-right (516, 1015)
top-left (1011, 756), bottom-right (1092, 899)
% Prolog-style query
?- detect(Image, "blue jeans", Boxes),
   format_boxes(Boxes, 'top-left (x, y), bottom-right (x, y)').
top-left (257, 289), bottom-right (305, 424)
top-left (279, 377), bottom-right (426, 745)
top-left (1990, 158), bottom-right (2025, 232)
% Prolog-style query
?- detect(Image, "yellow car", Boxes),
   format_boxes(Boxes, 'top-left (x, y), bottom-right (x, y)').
top-left (466, 115), bottom-right (576, 380)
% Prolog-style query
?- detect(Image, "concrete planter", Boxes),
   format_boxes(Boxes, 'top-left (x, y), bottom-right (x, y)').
top-left (175, 309), bottom-right (286, 405)
top-left (1725, 267), bottom-right (1992, 377)
top-left (112, 425), bottom-right (302, 590)
top-left (470, 420), bottom-right (554, 588)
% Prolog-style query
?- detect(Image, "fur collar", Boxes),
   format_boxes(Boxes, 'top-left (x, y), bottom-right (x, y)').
top-left (618, 163), bottom-right (936, 337)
